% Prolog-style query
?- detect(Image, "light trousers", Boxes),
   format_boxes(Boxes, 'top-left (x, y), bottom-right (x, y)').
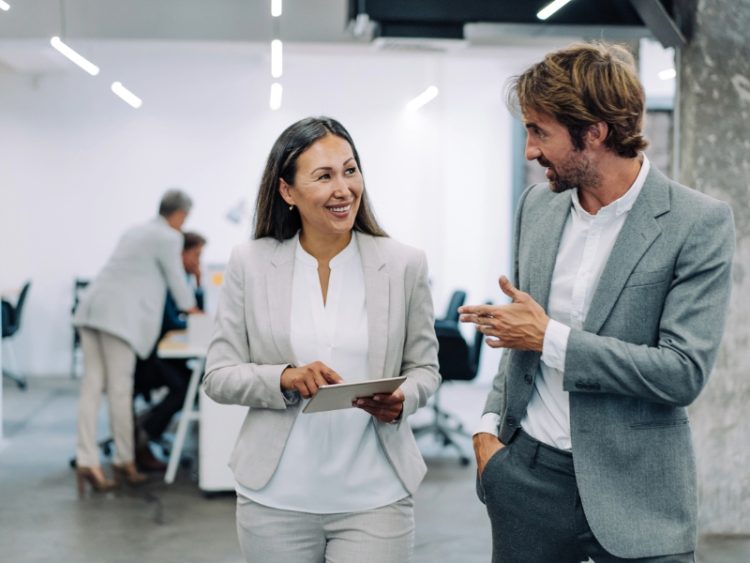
top-left (236, 496), bottom-right (415, 563)
top-left (76, 328), bottom-right (137, 466)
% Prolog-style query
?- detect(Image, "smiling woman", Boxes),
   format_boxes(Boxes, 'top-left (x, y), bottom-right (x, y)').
top-left (202, 116), bottom-right (440, 563)
top-left (279, 134), bottom-right (365, 256)
top-left (253, 117), bottom-right (386, 243)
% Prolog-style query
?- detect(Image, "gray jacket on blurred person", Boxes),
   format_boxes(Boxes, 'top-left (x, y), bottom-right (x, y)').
top-left (74, 217), bottom-right (197, 358)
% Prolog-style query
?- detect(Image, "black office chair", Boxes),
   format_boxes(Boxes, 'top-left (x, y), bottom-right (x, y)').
top-left (2, 281), bottom-right (32, 390)
top-left (434, 289), bottom-right (467, 330)
top-left (414, 309), bottom-right (486, 465)
top-left (70, 278), bottom-right (90, 378)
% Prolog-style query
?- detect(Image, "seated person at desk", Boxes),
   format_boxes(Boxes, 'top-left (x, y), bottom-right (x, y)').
top-left (133, 231), bottom-right (207, 471)
top-left (203, 117), bottom-right (440, 563)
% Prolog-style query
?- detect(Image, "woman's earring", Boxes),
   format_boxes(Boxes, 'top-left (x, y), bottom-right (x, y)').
top-left (288, 204), bottom-right (294, 211)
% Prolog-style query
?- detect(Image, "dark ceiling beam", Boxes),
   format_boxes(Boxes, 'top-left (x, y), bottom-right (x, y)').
top-left (629, 0), bottom-right (687, 47)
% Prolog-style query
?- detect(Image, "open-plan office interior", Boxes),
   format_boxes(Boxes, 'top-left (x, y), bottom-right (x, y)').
top-left (2, 1), bottom-right (749, 561)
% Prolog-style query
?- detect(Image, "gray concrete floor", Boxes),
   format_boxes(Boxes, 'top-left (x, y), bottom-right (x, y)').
top-left (1, 378), bottom-right (749, 563)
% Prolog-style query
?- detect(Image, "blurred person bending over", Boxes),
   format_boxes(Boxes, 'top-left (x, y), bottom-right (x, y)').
top-left (133, 231), bottom-right (207, 471)
top-left (203, 116), bottom-right (440, 563)
top-left (73, 190), bottom-right (201, 494)
top-left (460, 42), bottom-right (735, 562)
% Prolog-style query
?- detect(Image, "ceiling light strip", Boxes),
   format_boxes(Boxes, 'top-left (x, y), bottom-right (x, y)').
top-left (536, 0), bottom-right (574, 21)
top-left (111, 81), bottom-right (143, 108)
top-left (50, 36), bottom-right (100, 75)
top-left (0, 1), bottom-right (11, 12)
top-left (406, 86), bottom-right (439, 112)
top-left (271, 39), bottom-right (283, 78)
top-left (658, 68), bottom-right (676, 80)
top-left (271, 0), bottom-right (282, 17)
top-left (269, 82), bottom-right (283, 110)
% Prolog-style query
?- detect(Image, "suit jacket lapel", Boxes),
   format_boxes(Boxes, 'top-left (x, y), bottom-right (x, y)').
top-left (584, 168), bottom-right (670, 333)
top-left (267, 237), bottom-right (296, 359)
top-left (357, 233), bottom-right (389, 380)
top-left (528, 191), bottom-right (572, 308)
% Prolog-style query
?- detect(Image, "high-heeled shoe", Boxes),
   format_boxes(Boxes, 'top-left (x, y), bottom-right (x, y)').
top-left (112, 462), bottom-right (149, 487)
top-left (76, 466), bottom-right (117, 497)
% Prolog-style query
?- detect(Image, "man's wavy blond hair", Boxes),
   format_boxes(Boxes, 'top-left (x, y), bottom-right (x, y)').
top-left (509, 42), bottom-right (648, 158)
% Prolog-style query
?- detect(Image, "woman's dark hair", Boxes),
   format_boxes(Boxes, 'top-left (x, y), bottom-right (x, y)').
top-left (253, 116), bottom-right (387, 240)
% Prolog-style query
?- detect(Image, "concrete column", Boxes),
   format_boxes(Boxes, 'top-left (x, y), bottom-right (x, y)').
top-left (677, 0), bottom-right (750, 535)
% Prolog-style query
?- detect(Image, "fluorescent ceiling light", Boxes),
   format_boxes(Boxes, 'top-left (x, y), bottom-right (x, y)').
top-left (405, 86), bottom-right (439, 113)
top-left (658, 68), bottom-right (676, 80)
top-left (271, 39), bottom-right (283, 78)
top-left (50, 36), bottom-right (100, 76)
top-left (269, 82), bottom-right (283, 111)
top-left (537, 0), bottom-right (574, 21)
top-left (271, 0), bottom-right (282, 17)
top-left (111, 81), bottom-right (143, 108)
top-left (0, 2), bottom-right (11, 12)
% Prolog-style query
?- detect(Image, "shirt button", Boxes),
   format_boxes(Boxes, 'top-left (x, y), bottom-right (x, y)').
top-left (260, 401), bottom-right (268, 408)
top-left (524, 373), bottom-right (533, 385)
top-left (506, 415), bottom-right (516, 426)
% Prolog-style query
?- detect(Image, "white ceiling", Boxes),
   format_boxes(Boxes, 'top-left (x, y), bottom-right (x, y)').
top-left (0, 0), bottom-right (354, 42)
top-left (0, 1), bottom-right (650, 77)
top-left (0, 0), bottom-right (364, 74)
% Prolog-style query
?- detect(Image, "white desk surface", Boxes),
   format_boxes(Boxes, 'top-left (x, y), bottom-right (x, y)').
top-left (157, 330), bottom-right (207, 359)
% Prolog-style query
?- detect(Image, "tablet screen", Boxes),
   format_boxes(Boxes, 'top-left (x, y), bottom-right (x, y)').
top-left (302, 376), bottom-right (407, 414)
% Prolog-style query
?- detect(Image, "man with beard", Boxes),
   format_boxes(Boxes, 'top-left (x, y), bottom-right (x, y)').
top-left (459, 42), bottom-right (735, 562)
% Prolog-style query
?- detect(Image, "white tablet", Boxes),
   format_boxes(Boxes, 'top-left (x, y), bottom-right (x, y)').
top-left (302, 376), bottom-right (407, 414)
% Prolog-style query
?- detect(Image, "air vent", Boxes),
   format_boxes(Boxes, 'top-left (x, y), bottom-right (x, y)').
top-left (372, 37), bottom-right (466, 54)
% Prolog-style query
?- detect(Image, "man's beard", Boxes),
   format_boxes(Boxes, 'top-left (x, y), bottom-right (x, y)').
top-left (540, 151), bottom-right (600, 194)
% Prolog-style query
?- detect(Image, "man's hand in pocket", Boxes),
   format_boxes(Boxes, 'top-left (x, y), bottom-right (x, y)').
top-left (473, 432), bottom-right (505, 476)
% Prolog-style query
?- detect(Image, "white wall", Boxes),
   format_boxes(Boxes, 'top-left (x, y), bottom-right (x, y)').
top-left (0, 39), bottom-right (553, 380)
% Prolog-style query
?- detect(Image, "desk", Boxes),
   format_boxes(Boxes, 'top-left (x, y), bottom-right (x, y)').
top-left (157, 330), bottom-right (205, 485)
top-left (157, 330), bottom-right (246, 491)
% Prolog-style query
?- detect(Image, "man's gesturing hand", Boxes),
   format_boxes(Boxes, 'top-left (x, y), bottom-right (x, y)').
top-left (458, 276), bottom-right (549, 352)
top-left (280, 361), bottom-right (342, 398)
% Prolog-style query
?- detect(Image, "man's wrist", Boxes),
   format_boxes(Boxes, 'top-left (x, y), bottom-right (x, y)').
top-left (474, 412), bottom-right (501, 437)
top-left (537, 316), bottom-right (551, 352)
top-left (541, 319), bottom-right (571, 371)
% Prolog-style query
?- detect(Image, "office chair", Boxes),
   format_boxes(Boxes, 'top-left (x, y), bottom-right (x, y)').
top-left (414, 312), bottom-right (485, 465)
top-left (2, 281), bottom-right (32, 390)
top-left (434, 289), bottom-right (467, 330)
top-left (70, 278), bottom-right (90, 379)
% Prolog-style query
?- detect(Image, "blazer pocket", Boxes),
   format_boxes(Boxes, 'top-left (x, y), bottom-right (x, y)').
top-left (630, 418), bottom-right (688, 429)
top-left (623, 267), bottom-right (672, 288)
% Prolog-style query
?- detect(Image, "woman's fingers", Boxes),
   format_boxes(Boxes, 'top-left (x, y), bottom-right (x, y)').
top-left (321, 368), bottom-right (342, 385)
top-left (355, 390), bottom-right (404, 422)
top-left (283, 361), bottom-right (342, 397)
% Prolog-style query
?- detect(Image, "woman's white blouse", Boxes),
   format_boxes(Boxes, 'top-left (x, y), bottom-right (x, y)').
top-left (236, 232), bottom-right (409, 512)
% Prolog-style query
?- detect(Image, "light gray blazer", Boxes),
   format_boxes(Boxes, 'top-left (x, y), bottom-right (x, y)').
top-left (484, 167), bottom-right (735, 558)
top-left (73, 217), bottom-right (197, 358)
top-left (203, 233), bottom-right (440, 494)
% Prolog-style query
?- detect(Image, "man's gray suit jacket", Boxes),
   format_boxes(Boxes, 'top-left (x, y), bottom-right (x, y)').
top-left (483, 166), bottom-right (735, 559)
